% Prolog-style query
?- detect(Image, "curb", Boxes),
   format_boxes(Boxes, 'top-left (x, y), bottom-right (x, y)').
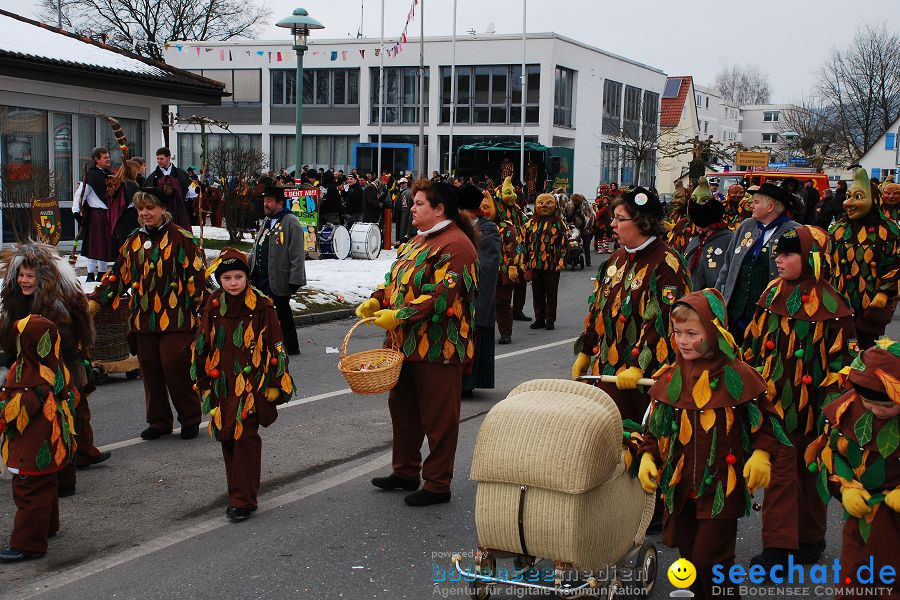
top-left (294, 308), bottom-right (355, 327)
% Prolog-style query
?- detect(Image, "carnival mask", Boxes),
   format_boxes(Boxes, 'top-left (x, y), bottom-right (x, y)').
top-left (670, 182), bottom-right (687, 213)
top-left (500, 176), bottom-right (517, 206)
top-left (881, 182), bottom-right (900, 206)
top-left (480, 191), bottom-right (497, 220)
top-left (844, 167), bottom-right (873, 220)
top-left (534, 193), bottom-right (557, 217)
top-left (727, 184), bottom-right (745, 203)
top-left (691, 177), bottom-right (713, 205)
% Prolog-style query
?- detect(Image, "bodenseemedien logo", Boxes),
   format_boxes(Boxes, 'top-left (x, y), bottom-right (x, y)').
top-left (667, 558), bottom-right (696, 597)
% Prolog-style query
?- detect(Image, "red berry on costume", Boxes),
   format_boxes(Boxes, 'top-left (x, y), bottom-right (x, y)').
top-left (725, 453), bottom-right (737, 465)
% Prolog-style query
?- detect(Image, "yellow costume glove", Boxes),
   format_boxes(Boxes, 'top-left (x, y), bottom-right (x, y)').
top-left (616, 366), bottom-right (644, 390)
top-left (841, 487), bottom-right (872, 518)
top-left (507, 265), bottom-right (519, 283)
top-left (869, 292), bottom-right (888, 309)
top-left (571, 352), bottom-right (591, 380)
top-left (742, 449), bottom-right (771, 492)
top-left (884, 488), bottom-right (900, 513)
top-left (638, 453), bottom-right (659, 494)
top-left (88, 300), bottom-right (101, 317)
top-left (266, 387), bottom-right (281, 403)
top-left (373, 309), bottom-right (402, 331)
top-left (355, 298), bottom-right (381, 319)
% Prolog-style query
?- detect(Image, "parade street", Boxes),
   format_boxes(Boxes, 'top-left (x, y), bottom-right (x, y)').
top-left (0, 263), bottom-right (896, 600)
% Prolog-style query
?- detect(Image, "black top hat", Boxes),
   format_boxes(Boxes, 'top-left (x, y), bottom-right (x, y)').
top-left (756, 182), bottom-right (796, 214)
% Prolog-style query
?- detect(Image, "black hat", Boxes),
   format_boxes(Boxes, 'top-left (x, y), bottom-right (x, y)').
top-left (432, 182), bottom-right (459, 217)
top-left (774, 227), bottom-right (802, 255)
top-left (457, 184), bottom-right (482, 211)
top-left (755, 182), bottom-right (796, 213)
top-left (139, 186), bottom-right (168, 207)
top-left (622, 186), bottom-right (664, 218)
top-left (688, 196), bottom-right (726, 227)
top-left (262, 186), bottom-right (284, 200)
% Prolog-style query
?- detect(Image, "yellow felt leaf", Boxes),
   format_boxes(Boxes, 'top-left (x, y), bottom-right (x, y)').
top-left (235, 373), bottom-right (246, 395)
top-left (417, 332), bottom-right (430, 358)
top-left (163, 244), bottom-right (172, 261)
top-left (700, 409), bottom-right (716, 432)
top-left (42, 395), bottom-right (57, 424)
top-left (857, 227), bottom-right (867, 244)
top-left (607, 342), bottom-right (619, 366)
top-left (245, 289), bottom-right (257, 311)
top-left (244, 322), bottom-right (254, 348)
top-left (678, 410), bottom-right (693, 446)
top-left (244, 394), bottom-right (255, 414)
top-left (281, 373), bottom-right (293, 394)
top-left (665, 252), bottom-right (681, 273)
top-left (799, 384), bottom-right (809, 411)
top-left (234, 420), bottom-right (243, 440)
top-left (51, 418), bottom-right (61, 443)
top-left (725, 405), bottom-right (735, 434)
top-left (168, 291), bottom-right (178, 309)
top-left (806, 288), bottom-right (819, 316)
top-left (160, 232), bottom-right (169, 249)
top-left (410, 294), bottom-right (432, 305)
top-left (213, 410), bottom-right (222, 429)
top-left (159, 311), bottom-right (169, 331)
top-left (443, 338), bottom-right (455, 359)
top-left (433, 263), bottom-right (449, 284)
top-left (39, 364), bottom-right (56, 385)
top-left (252, 342), bottom-right (262, 368)
top-left (874, 368), bottom-right (900, 404)
top-left (4, 393), bottom-right (20, 423)
top-left (131, 236), bottom-right (141, 252)
top-left (16, 407), bottom-right (29, 432)
top-left (693, 370), bottom-right (712, 409)
top-left (833, 396), bottom-right (853, 425)
top-left (656, 337), bottom-right (669, 363)
top-left (54, 439), bottom-right (67, 466)
top-left (16, 315), bottom-right (30, 333)
top-left (726, 464), bottom-right (736, 496)
top-left (459, 317), bottom-right (470, 340)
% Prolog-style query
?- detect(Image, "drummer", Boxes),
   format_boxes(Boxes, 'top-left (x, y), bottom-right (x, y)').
top-left (249, 187), bottom-right (305, 356)
top-left (571, 186), bottom-right (691, 422)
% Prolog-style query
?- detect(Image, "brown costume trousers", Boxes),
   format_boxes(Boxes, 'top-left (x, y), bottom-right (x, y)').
top-left (530, 269), bottom-right (560, 323)
top-left (837, 511), bottom-right (900, 600)
top-left (495, 284), bottom-right (514, 337)
top-left (513, 280), bottom-right (527, 314)
top-left (135, 331), bottom-right (200, 431)
top-left (388, 361), bottom-right (462, 494)
top-left (11, 472), bottom-right (60, 555)
top-left (75, 395), bottom-right (104, 466)
top-left (221, 422), bottom-right (262, 510)
top-left (664, 500), bottom-right (739, 600)
top-left (761, 430), bottom-right (827, 550)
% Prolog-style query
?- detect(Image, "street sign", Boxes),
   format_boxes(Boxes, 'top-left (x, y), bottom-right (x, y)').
top-left (768, 162), bottom-right (788, 168)
top-left (736, 151), bottom-right (771, 168)
top-left (789, 157), bottom-right (809, 166)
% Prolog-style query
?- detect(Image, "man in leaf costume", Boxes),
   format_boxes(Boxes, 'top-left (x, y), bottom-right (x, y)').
top-left (0, 315), bottom-right (78, 561)
top-left (572, 187), bottom-right (691, 422)
top-left (486, 183), bottom-right (524, 344)
top-left (880, 180), bottom-right (900, 224)
top-left (522, 193), bottom-right (567, 330)
top-left (357, 181), bottom-right (478, 506)
top-left (684, 177), bottom-right (732, 291)
top-left (89, 188), bottom-right (207, 441)
top-left (742, 225), bottom-right (857, 569)
top-left (665, 180), bottom-right (694, 255)
top-left (805, 338), bottom-right (900, 600)
top-left (495, 177), bottom-right (532, 323)
top-left (637, 290), bottom-right (784, 599)
top-left (193, 249), bottom-right (294, 521)
top-left (829, 168), bottom-right (900, 350)
top-left (724, 183), bottom-right (746, 230)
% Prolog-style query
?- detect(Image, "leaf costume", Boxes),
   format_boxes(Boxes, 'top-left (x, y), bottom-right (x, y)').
top-left (491, 178), bottom-right (525, 285)
top-left (522, 209), bottom-right (567, 271)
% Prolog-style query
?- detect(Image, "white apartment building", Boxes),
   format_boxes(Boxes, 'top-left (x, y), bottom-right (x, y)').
top-left (163, 32), bottom-right (666, 195)
top-left (694, 85), bottom-right (741, 145)
top-left (858, 118), bottom-right (900, 182)
top-left (740, 104), bottom-right (791, 151)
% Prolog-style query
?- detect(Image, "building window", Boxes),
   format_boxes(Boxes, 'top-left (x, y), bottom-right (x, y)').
top-left (642, 90), bottom-right (659, 139)
top-left (270, 134), bottom-right (358, 172)
top-left (886, 132), bottom-right (896, 151)
top-left (703, 121), bottom-right (708, 134)
top-left (763, 111), bottom-right (780, 122)
top-left (439, 64), bottom-right (539, 125)
top-left (602, 79), bottom-right (623, 135)
top-left (600, 143), bottom-right (618, 183)
top-left (623, 85), bottom-right (641, 137)
top-left (706, 97), bottom-right (709, 109)
top-left (696, 93), bottom-right (702, 107)
top-left (281, 69), bottom-right (360, 106)
top-left (371, 66), bottom-right (430, 124)
top-left (192, 69), bottom-right (261, 105)
top-left (762, 133), bottom-right (778, 144)
top-left (554, 66), bottom-right (575, 127)
top-left (176, 133), bottom-right (261, 174)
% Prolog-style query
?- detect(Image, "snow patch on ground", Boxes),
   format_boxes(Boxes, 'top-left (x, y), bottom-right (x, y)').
top-left (191, 226), bottom-right (254, 242)
top-left (304, 250), bottom-right (396, 304)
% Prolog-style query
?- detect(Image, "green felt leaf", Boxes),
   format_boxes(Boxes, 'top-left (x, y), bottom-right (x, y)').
top-left (61, 416), bottom-right (70, 444)
top-left (816, 468), bottom-right (831, 505)
top-left (767, 313), bottom-right (780, 334)
top-left (429, 322), bottom-right (442, 343)
top-left (859, 456), bottom-right (885, 489)
top-left (435, 295), bottom-right (447, 315)
top-left (195, 331), bottom-right (205, 355)
top-left (649, 402), bottom-right (667, 438)
top-left (704, 290), bottom-right (727, 323)
top-left (846, 439), bottom-right (863, 469)
top-left (764, 284), bottom-right (779, 307)
top-left (414, 250), bottom-right (428, 266)
top-left (786, 286), bottom-right (803, 316)
top-left (625, 320), bottom-right (637, 346)
top-left (875, 417), bottom-right (899, 458)
top-left (413, 269), bottom-right (424, 289)
top-left (854, 411), bottom-right (874, 446)
top-left (747, 402), bottom-right (762, 429)
top-left (638, 345), bottom-right (652, 371)
top-left (822, 289), bottom-right (838, 313)
top-left (149, 312), bottom-right (156, 332)
top-left (718, 335), bottom-right (736, 360)
top-left (233, 358), bottom-right (242, 375)
top-left (219, 295), bottom-right (228, 316)
top-left (794, 319), bottom-right (809, 341)
top-left (666, 367), bottom-right (682, 404)
top-left (462, 266), bottom-right (474, 292)
top-left (707, 428), bottom-right (717, 468)
top-left (770, 417), bottom-right (793, 447)
top-left (832, 454), bottom-right (854, 481)
top-left (233, 322), bottom-right (244, 347)
top-left (215, 325), bottom-right (225, 349)
top-left (784, 404), bottom-right (798, 434)
top-left (395, 307), bottom-right (417, 320)
top-left (724, 366), bottom-right (743, 400)
top-left (711, 481), bottom-right (725, 517)
top-left (858, 516), bottom-right (872, 544)
top-left (177, 308), bottom-right (185, 328)
top-left (771, 354), bottom-right (784, 383)
top-left (402, 331), bottom-right (417, 357)
top-left (140, 292), bottom-right (149, 312)
top-left (36, 331), bottom-right (52, 358)
top-left (35, 440), bottom-right (51, 471)
top-left (447, 319), bottom-right (459, 344)
top-left (54, 367), bottom-right (64, 394)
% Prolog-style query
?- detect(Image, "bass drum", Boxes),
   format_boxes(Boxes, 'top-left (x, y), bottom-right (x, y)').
top-left (317, 224), bottom-right (351, 260)
top-left (350, 222), bottom-right (382, 260)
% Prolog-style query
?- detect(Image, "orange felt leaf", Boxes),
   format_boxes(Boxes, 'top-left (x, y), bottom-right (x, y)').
top-left (234, 420), bottom-right (243, 440)
top-left (607, 342), bottom-right (619, 366)
top-left (727, 464), bottom-right (737, 496)
top-left (725, 406), bottom-right (735, 434)
top-left (42, 395), bottom-right (57, 423)
top-left (159, 311), bottom-right (169, 331)
top-left (54, 439), bottom-right (67, 465)
top-left (39, 364), bottom-right (56, 385)
top-left (700, 409), bottom-right (716, 432)
top-left (874, 368), bottom-right (900, 404)
top-left (15, 406), bottom-right (29, 432)
top-left (678, 410), bottom-right (693, 446)
top-left (805, 288), bottom-right (819, 316)
top-left (670, 454), bottom-right (685, 487)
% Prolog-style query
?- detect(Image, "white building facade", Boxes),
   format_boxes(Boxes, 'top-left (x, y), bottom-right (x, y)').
top-left (739, 104), bottom-right (790, 150)
top-left (858, 116), bottom-right (900, 182)
top-left (163, 33), bottom-right (666, 196)
top-left (694, 85), bottom-right (741, 145)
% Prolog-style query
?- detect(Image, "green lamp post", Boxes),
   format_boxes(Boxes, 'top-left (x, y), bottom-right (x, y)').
top-left (276, 8), bottom-right (324, 180)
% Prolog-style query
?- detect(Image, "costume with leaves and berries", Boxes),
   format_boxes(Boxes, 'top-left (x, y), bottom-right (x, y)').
top-left (724, 184), bottom-right (747, 230)
top-left (666, 182), bottom-right (694, 255)
top-left (0, 315), bottom-right (78, 556)
top-left (742, 225), bottom-right (857, 555)
top-left (638, 290), bottom-right (784, 600)
top-left (482, 184), bottom-right (521, 340)
top-left (494, 177), bottom-right (530, 327)
top-left (522, 193), bottom-right (567, 326)
top-left (828, 168), bottom-right (900, 349)
top-left (805, 339), bottom-right (900, 600)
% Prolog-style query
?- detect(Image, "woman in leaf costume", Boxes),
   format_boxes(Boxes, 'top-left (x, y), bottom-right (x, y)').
top-left (486, 182), bottom-right (524, 344)
top-left (829, 168), bottom-right (900, 350)
top-left (805, 339), bottom-right (900, 600)
top-left (637, 290), bottom-right (783, 599)
top-left (356, 181), bottom-right (478, 507)
top-left (193, 249), bottom-right (294, 521)
top-left (572, 186), bottom-right (691, 422)
top-left (742, 225), bottom-right (856, 568)
top-left (0, 315), bottom-right (78, 561)
top-left (522, 193), bottom-right (568, 330)
top-left (89, 188), bottom-right (207, 441)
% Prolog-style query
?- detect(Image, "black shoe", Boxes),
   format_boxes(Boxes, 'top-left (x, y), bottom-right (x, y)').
top-left (85, 273), bottom-right (96, 283)
top-left (750, 548), bottom-right (793, 571)
top-left (226, 506), bottom-right (253, 521)
top-left (461, 389), bottom-right (474, 399)
top-left (512, 311), bottom-right (532, 322)
top-left (646, 519), bottom-right (663, 536)
top-left (371, 473), bottom-right (421, 491)
top-left (797, 540), bottom-right (826, 564)
top-left (404, 489), bottom-right (451, 506)
top-left (77, 451), bottom-right (111, 469)
top-left (545, 321), bottom-right (555, 331)
top-left (0, 548), bottom-right (43, 561)
top-left (529, 320), bottom-right (546, 329)
top-left (287, 349), bottom-right (301, 356)
top-left (498, 335), bottom-right (512, 345)
top-left (180, 424), bottom-right (200, 440)
top-left (58, 486), bottom-right (76, 498)
top-left (140, 427), bottom-right (172, 440)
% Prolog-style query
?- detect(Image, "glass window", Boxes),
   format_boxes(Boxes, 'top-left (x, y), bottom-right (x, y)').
top-left (270, 135), bottom-right (358, 172)
top-left (370, 67), bottom-right (429, 124)
top-left (333, 70), bottom-right (346, 105)
top-left (642, 91), bottom-right (659, 139)
top-left (175, 133), bottom-right (261, 174)
top-left (315, 71), bottom-right (330, 105)
top-left (762, 133), bottom-right (778, 144)
top-left (602, 79), bottom-right (622, 135)
top-left (100, 117), bottom-right (143, 168)
top-left (52, 113), bottom-right (72, 204)
top-left (623, 85), bottom-right (641, 136)
top-left (600, 142), bottom-right (618, 183)
top-left (1, 106), bottom-right (50, 241)
top-left (763, 111), bottom-right (779, 122)
top-left (554, 66), bottom-right (575, 127)
top-left (77, 115), bottom-right (96, 172)
top-left (302, 70), bottom-right (314, 105)
top-left (439, 64), bottom-right (539, 125)
top-left (662, 79), bottom-right (681, 98)
top-left (232, 70), bottom-right (261, 103)
top-left (347, 70), bottom-right (359, 104)
top-left (272, 70), bottom-right (285, 105)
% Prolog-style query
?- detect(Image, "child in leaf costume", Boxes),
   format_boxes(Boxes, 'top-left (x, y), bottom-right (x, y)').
top-left (522, 193), bottom-right (567, 330)
top-left (805, 339), bottom-right (900, 600)
top-left (742, 225), bottom-right (857, 568)
top-left (828, 167), bottom-right (900, 350)
top-left (0, 315), bottom-right (78, 560)
top-left (637, 290), bottom-right (784, 600)
top-left (193, 249), bottom-right (294, 521)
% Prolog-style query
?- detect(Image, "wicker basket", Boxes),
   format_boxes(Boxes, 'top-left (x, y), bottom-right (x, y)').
top-left (91, 297), bottom-right (131, 362)
top-left (338, 317), bottom-right (404, 395)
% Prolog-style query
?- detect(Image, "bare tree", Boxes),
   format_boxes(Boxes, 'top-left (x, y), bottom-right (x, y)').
top-left (600, 96), bottom-right (665, 186)
top-left (37, 0), bottom-right (269, 61)
top-left (208, 144), bottom-right (267, 242)
top-left (714, 64), bottom-right (771, 105)
top-left (778, 98), bottom-right (847, 170)
top-left (818, 23), bottom-right (900, 160)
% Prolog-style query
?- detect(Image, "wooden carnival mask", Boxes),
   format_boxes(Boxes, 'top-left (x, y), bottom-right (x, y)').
top-left (500, 176), bottom-right (517, 206)
top-left (480, 190), bottom-right (497, 220)
top-left (881, 182), bottom-right (900, 206)
top-left (727, 184), bottom-right (745, 203)
top-left (534, 193), bottom-right (557, 217)
top-left (844, 167), bottom-right (873, 220)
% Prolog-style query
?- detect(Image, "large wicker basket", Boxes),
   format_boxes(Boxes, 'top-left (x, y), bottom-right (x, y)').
top-left (91, 297), bottom-right (132, 362)
top-left (338, 317), bottom-right (404, 395)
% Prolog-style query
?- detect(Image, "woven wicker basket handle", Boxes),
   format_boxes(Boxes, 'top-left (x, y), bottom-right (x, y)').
top-left (340, 317), bottom-right (376, 360)
top-left (577, 374), bottom-right (656, 387)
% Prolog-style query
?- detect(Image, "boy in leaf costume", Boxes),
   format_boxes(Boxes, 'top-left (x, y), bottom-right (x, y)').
top-left (0, 315), bottom-right (78, 561)
top-left (193, 249), bottom-right (293, 521)
top-left (522, 193), bottom-right (567, 330)
top-left (828, 167), bottom-right (900, 350)
top-left (805, 338), bottom-right (900, 600)
top-left (637, 290), bottom-right (784, 599)
top-left (743, 225), bottom-right (857, 568)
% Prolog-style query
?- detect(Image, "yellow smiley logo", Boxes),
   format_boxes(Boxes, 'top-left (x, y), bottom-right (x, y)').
top-left (667, 558), bottom-right (697, 588)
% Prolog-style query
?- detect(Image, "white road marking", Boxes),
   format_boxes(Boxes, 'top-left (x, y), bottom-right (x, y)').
top-left (98, 336), bottom-right (578, 453)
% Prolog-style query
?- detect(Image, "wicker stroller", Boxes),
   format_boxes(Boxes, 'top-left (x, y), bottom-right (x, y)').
top-left (565, 226), bottom-right (585, 271)
top-left (90, 297), bottom-right (140, 384)
top-left (452, 379), bottom-right (657, 599)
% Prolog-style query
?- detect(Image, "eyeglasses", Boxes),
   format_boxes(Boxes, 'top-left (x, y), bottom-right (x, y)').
top-left (611, 215), bottom-right (634, 223)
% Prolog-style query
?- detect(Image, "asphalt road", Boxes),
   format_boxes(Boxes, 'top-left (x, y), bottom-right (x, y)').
top-left (0, 253), bottom-right (897, 600)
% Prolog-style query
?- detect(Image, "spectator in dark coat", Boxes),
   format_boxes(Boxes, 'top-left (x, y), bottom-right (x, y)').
top-left (341, 173), bottom-right (364, 228)
top-left (318, 171), bottom-right (341, 226)
top-left (363, 174), bottom-right (381, 223)
top-left (815, 187), bottom-right (840, 229)
top-left (801, 179), bottom-right (820, 225)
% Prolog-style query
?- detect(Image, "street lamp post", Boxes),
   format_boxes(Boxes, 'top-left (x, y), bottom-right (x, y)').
top-left (276, 8), bottom-right (324, 181)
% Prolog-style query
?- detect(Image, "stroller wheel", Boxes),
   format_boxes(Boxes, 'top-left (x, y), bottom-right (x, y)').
top-left (608, 575), bottom-right (626, 598)
top-left (635, 543), bottom-right (658, 597)
top-left (473, 550), bottom-right (495, 599)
